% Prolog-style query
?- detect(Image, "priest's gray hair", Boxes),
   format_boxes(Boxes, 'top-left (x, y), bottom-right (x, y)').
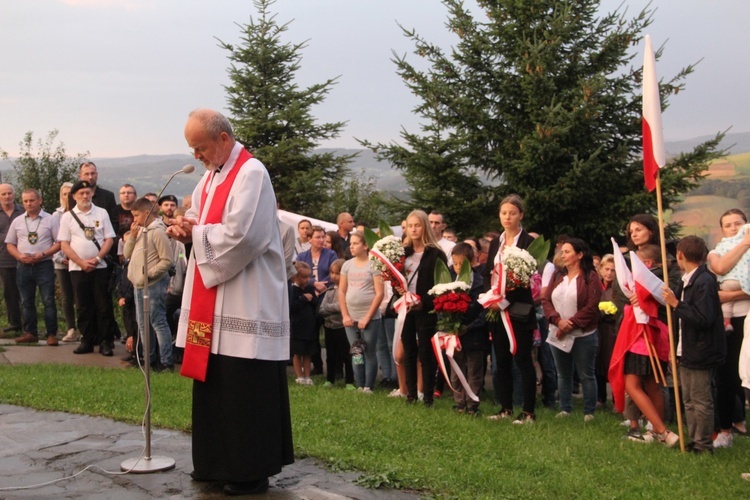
top-left (189, 108), bottom-right (235, 140)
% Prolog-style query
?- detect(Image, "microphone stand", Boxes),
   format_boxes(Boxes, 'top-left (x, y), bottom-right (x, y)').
top-left (121, 165), bottom-right (194, 473)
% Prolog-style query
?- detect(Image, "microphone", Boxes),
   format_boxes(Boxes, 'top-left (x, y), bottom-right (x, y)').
top-left (145, 164), bottom-right (196, 221)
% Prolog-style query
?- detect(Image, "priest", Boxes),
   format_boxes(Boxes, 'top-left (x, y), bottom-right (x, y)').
top-left (168, 108), bottom-right (293, 496)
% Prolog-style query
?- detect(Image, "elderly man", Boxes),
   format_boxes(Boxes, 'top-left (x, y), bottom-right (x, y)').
top-left (168, 108), bottom-right (293, 495)
top-left (0, 184), bottom-right (24, 334)
top-left (5, 189), bottom-right (60, 345)
top-left (58, 180), bottom-right (118, 356)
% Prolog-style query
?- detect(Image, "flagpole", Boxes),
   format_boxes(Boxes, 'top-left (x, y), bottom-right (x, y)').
top-left (654, 173), bottom-right (686, 452)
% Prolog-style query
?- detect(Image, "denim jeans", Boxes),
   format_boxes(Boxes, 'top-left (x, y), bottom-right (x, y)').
top-left (134, 275), bottom-right (173, 367)
top-left (345, 318), bottom-right (381, 389)
top-left (550, 331), bottom-right (598, 415)
top-left (377, 318), bottom-right (396, 381)
top-left (17, 260), bottom-right (57, 336)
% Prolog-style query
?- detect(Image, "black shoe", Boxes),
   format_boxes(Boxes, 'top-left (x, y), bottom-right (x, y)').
top-left (73, 341), bottom-right (94, 354)
top-left (99, 340), bottom-right (114, 357)
top-left (153, 364), bottom-right (175, 373)
top-left (223, 478), bottom-right (269, 496)
top-left (121, 353), bottom-right (135, 362)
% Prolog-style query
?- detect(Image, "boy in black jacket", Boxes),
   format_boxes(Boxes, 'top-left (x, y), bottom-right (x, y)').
top-left (663, 235), bottom-right (726, 454)
top-left (449, 243), bottom-right (488, 416)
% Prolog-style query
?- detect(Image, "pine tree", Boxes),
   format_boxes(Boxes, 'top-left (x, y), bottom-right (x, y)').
top-left (218, 0), bottom-right (355, 215)
top-left (364, 0), bottom-right (724, 249)
top-left (1, 130), bottom-right (85, 213)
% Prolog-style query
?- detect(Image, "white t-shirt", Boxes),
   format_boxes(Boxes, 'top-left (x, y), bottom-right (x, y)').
top-left (57, 205), bottom-right (115, 271)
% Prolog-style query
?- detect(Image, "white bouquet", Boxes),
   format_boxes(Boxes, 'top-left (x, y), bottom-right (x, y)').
top-left (500, 246), bottom-right (537, 291)
top-left (369, 235), bottom-right (405, 275)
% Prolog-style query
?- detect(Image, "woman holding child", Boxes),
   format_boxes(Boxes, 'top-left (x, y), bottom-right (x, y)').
top-left (707, 208), bottom-right (750, 447)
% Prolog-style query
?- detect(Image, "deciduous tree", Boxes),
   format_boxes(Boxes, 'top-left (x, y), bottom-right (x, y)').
top-left (1, 130), bottom-right (85, 213)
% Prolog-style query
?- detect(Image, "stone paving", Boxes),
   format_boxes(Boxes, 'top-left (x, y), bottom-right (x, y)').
top-left (0, 340), bottom-right (417, 499)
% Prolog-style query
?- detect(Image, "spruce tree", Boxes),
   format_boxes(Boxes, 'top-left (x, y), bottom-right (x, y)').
top-left (218, 0), bottom-right (355, 215)
top-left (365, 0), bottom-right (723, 249)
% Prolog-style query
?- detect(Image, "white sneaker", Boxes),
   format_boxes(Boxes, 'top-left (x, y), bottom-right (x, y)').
top-left (657, 429), bottom-right (679, 448)
top-left (360, 387), bottom-right (373, 394)
top-left (304, 377), bottom-right (314, 386)
top-left (61, 329), bottom-right (79, 342)
top-left (645, 421), bottom-right (653, 432)
top-left (556, 411), bottom-right (570, 418)
top-left (584, 414), bottom-right (595, 423)
top-left (295, 378), bottom-right (306, 385)
top-left (713, 431), bottom-right (733, 448)
top-left (418, 391), bottom-right (424, 401)
top-left (388, 389), bottom-right (406, 398)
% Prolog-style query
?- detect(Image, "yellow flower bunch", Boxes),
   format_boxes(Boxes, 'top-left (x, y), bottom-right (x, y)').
top-left (598, 301), bottom-right (617, 315)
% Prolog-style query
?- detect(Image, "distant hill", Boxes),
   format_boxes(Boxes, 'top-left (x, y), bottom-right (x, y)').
top-left (2, 131), bottom-right (749, 197)
top-left (665, 130), bottom-right (750, 156)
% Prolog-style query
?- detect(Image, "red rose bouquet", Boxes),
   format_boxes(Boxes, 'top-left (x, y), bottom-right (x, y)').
top-left (429, 281), bottom-right (472, 335)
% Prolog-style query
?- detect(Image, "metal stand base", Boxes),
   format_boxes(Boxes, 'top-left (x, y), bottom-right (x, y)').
top-left (121, 456), bottom-right (176, 473)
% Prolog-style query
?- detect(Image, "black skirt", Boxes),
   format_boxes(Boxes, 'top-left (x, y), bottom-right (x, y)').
top-left (623, 351), bottom-right (667, 377)
top-left (290, 338), bottom-right (316, 356)
top-left (192, 354), bottom-right (294, 482)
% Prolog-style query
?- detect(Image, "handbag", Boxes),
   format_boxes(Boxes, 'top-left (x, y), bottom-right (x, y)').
top-left (507, 301), bottom-right (536, 328)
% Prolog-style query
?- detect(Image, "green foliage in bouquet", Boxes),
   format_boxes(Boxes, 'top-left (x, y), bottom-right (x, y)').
top-left (364, 220), bottom-right (395, 250)
top-left (526, 235), bottom-right (551, 272)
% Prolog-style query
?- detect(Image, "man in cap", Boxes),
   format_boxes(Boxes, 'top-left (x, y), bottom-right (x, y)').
top-left (58, 180), bottom-right (118, 356)
top-left (158, 194), bottom-right (178, 225)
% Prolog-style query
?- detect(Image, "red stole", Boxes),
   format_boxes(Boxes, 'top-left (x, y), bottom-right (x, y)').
top-left (180, 148), bottom-right (253, 382)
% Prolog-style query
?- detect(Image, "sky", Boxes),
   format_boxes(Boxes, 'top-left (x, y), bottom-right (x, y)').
top-left (1, 0), bottom-right (749, 158)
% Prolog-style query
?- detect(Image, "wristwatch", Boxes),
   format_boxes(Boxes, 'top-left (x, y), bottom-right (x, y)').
top-left (95, 256), bottom-right (102, 263)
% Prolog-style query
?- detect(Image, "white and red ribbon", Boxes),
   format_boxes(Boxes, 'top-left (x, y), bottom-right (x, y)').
top-left (477, 262), bottom-right (517, 355)
top-left (370, 248), bottom-right (420, 360)
top-left (431, 332), bottom-right (480, 402)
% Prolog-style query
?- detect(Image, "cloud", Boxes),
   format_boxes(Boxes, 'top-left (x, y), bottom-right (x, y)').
top-left (60, 0), bottom-right (149, 10)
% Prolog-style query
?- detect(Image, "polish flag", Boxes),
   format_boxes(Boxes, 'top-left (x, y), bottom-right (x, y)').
top-left (642, 35), bottom-right (666, 192)
top-left (630, 250), bottom-right (666, 319)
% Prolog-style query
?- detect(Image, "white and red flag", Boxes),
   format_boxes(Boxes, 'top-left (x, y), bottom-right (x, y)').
top-left (642, 35), bottom-right (666, 192)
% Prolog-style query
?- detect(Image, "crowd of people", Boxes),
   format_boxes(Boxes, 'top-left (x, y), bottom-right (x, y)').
top-left (2, 162), bottom-right (749, 460)
top-left (0, 164), bottom-right (188, 371)
top-left (286, 199), bottom-right (749, 456)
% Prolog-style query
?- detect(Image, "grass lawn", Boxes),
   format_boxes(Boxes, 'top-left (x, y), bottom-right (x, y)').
top-left (0, 364), bottom-right (748, 497)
